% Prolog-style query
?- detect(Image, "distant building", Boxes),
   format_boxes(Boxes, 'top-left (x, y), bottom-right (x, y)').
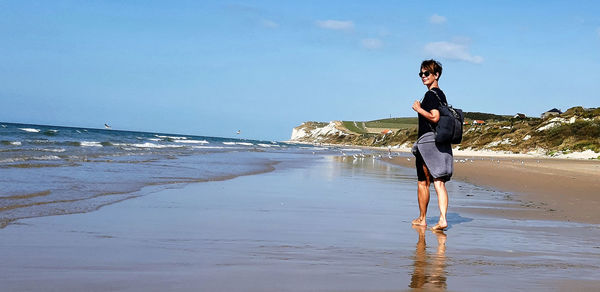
top-left (381, 129), bottom-right (393, 135)
top-left (513, 113), bottom-right (526, 119)
top-left (463, 121), bottom-right (470, 125)
top-left (473, 120), bottom-right (485, 125)
top-left (541, 108), bottom-right (562, 119)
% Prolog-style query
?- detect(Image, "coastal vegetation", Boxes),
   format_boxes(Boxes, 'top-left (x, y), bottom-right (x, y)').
top-left (291, 106), bottom-right (600, 158)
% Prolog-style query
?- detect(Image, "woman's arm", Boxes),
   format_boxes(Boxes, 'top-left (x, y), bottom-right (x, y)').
top-left (412, 100), bottom-right (440, 123)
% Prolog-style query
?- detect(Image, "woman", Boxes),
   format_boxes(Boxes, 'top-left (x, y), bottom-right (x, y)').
top-left (410, 59), bottom-right (453, 231)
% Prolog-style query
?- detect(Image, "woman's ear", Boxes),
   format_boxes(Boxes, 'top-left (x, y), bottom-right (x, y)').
top-left (435, 72), bottom-right (440, 80)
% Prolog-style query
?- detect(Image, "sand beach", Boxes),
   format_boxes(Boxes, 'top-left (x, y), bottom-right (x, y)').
top-left (1, 152), bottom-right (599, 291)
top-left (385, 154), bottom-right (600, 224)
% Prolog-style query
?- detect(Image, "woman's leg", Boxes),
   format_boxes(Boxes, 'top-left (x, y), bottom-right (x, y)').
top-left (432, 179), bottom-right (448, 230)
top-left (413, 158), bottom-right (431, 226)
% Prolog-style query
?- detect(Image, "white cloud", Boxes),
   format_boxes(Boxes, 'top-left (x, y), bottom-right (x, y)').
top-left (424, 41), bottom-right (484, 64)
top-left (361, 38), bottom-right (383, 49)
top-left (315, 20), bottom-right (354, 31)
top-left (261, 19), bottom-right (279, 28)
top-left (430, 14), bottom-right (447, 24)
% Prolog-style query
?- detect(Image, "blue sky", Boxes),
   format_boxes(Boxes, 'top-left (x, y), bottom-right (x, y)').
top-left (2, 1), bottom-right (599, 141)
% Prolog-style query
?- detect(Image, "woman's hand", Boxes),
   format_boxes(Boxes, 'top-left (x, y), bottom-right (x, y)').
top-left (412, 100), bottom-right (421, 112)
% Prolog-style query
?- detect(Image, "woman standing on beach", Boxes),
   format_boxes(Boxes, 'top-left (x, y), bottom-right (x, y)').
top-left (410, 59), bottom-right (453, 231)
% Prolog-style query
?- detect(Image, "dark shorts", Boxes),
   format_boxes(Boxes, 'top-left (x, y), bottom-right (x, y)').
top-left (415, 150), bottom-right (429, 181)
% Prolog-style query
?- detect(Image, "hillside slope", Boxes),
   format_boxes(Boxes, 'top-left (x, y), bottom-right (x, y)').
top-left (290, 107), bottom-right (600, 158)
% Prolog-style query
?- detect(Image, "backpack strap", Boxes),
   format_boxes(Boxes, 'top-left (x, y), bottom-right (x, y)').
top-left (425, 90), bottom-right (439, 133)
top-left (428, 89), bottom-right (447, 106)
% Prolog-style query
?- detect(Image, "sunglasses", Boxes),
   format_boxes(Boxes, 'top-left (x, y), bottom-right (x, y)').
top-left (418, 71), bottom-right (432, 78)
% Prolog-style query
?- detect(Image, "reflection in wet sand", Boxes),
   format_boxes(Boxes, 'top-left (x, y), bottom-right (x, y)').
top-left (410, 226), bottom-right (447, 291)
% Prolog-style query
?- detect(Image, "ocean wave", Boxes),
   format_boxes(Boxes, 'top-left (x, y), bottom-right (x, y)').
top-left (81, 141), bottom-right (102, 147)
top-left (148, 138), bottom-right (162, 142)
top-left (258, 143), bottom-right (281, 148)
top-left (223, 142), bottom-right (254, 146)
top-left (43, 130), bottom-right (59, 136)
top-left (0, 155), bottom-right (61, 163)
top-left (191, 146), bottom-right (227, 149)
top-left (19, 128), bottom-right (41, 133)
top-left (155, 135), bottom-right (187, 140)
top-left (33, 155), bottom-right (61, 160)
top-left (1, 141), bottom-right (22, 146)
top-left (129, 142), bottom-right (185, 149)
top-left (175, 140), bottom-right (209, 144)
top-left (38, 148), bottom-right (66, 153)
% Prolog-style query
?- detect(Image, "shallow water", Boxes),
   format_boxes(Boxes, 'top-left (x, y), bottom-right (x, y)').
top-left (1, 154), bottom-right (598, 291)
top-left (0, 122), bottom-right (349, 227)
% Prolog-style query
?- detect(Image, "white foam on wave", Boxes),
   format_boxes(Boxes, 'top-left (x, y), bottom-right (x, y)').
top-left (191, 146), bottom-right (226, 149)
top-left (10, 141), bottom-right (22, 146)
top-left (39, 148), bottom-right (66, 153)
top-left (33, 155), bottom-right (61, 160)
top-left (223, 142), bottom-right (253, 146)
top-left (20, 128), bottom-right (41, 133)
top-left (81, 141), bottom-right (102, 147)
top-left (130, 142), bottom-right (184, 149)
top-left (1, 155), bottom-right (63, 163)
top-left (176, 140), bottom-right (209, 144)
top-left (156, 135), bottom-right (187, 140)
top-left (148, 138), bottom-right (162, 142)
top-left (340, 148), bottom-right (362, 152)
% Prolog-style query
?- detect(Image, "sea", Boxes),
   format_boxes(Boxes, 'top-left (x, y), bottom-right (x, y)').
top-left (0, 122), bottom-right (366, 228)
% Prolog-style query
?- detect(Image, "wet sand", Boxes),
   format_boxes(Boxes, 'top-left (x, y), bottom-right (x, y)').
top-left (385, 155), bottom-right (600, 224)
top-left (1, 156), bottom-right (599, 291)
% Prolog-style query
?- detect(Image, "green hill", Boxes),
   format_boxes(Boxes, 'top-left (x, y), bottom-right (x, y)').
top-left (341, 118), bottom-right (418, 134)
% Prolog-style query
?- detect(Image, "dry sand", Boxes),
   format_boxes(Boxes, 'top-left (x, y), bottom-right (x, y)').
top-left (385, 155), bottom-right (600, 224)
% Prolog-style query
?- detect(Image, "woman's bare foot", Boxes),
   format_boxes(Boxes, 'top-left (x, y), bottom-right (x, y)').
top-left (412, 217), bottom-right (427, 226)
top-left (430, 222), bottom-right (448, 231)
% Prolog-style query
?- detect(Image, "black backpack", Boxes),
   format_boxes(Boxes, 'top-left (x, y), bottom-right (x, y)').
top-left (428, 89), bottom-right (464, 144)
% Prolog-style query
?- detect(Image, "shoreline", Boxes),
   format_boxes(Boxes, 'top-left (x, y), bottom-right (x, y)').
top-left (384, 155), bottom-right (600, 224)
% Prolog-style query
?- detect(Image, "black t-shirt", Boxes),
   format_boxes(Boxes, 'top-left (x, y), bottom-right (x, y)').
top-left (417, 87), bottom-right (447, 138)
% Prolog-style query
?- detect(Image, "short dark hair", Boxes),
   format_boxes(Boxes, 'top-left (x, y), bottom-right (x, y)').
top-left (421, 59), bottom-right (443, 80)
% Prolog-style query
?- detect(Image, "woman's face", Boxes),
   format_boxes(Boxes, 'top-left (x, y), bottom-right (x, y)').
top-left (420, 67), bottom-right (438, 87)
